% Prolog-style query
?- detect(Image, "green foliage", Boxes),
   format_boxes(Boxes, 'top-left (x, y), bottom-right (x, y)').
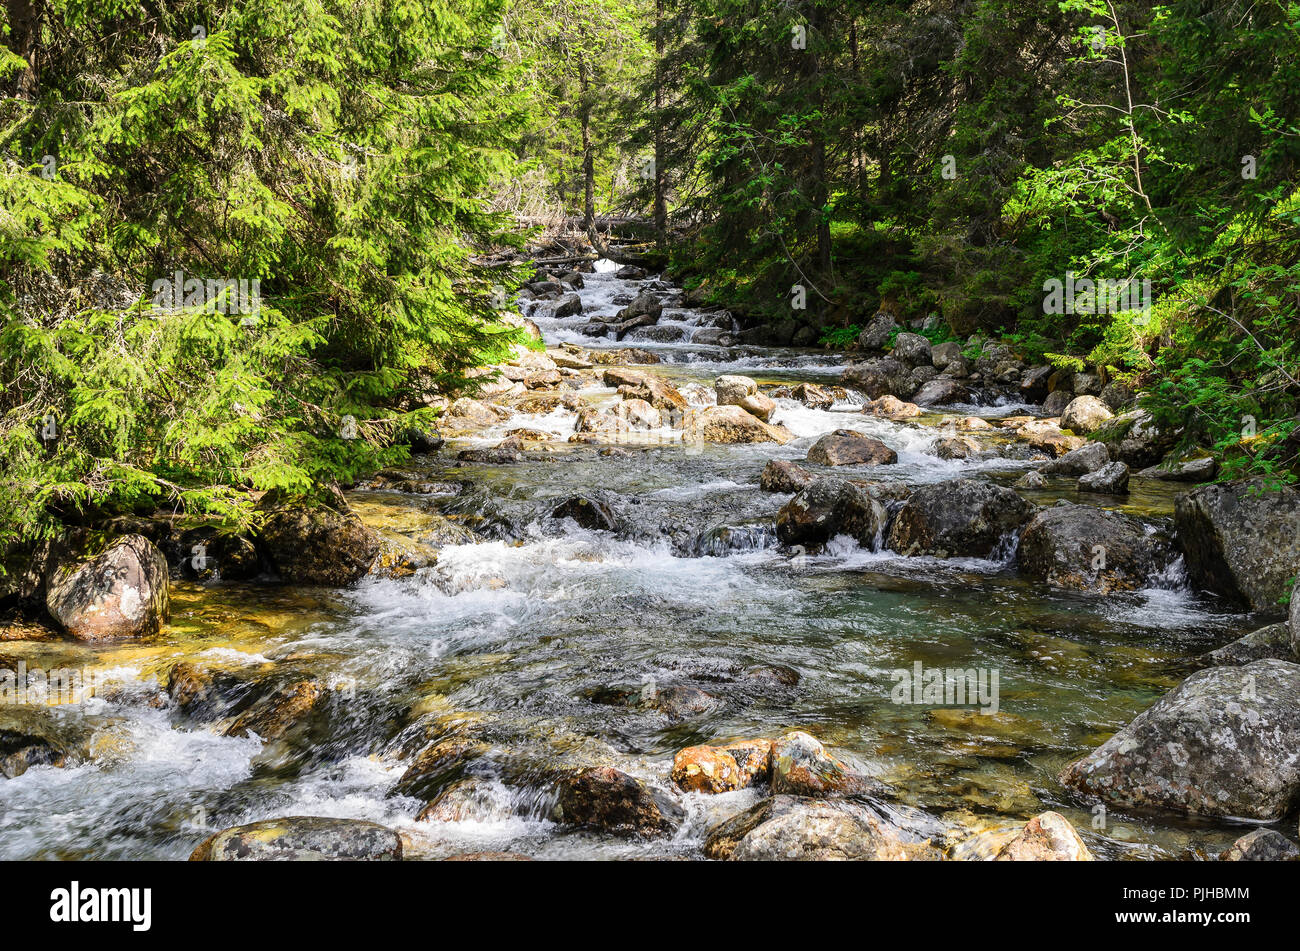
top-left (0, 0), bottom-right (530, 553)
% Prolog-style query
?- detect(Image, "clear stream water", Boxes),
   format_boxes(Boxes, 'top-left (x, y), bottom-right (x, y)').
top-left (0, 264), bottom-right (1271, 860)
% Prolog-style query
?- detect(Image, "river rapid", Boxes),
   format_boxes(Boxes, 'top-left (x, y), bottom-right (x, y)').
top-left (0, 262), bottom-right (1265, 860)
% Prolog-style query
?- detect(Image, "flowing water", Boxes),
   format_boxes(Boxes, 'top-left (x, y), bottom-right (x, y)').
top-left (0, 263), bottom-right (1270, 860)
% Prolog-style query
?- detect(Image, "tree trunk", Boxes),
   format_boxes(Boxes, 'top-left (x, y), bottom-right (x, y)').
top-left (579, 60), bottom-right (595, 237)
top-left (5, 0), bottom-right (41, 99)
top-left (653, 0), bottom-right (667, 250)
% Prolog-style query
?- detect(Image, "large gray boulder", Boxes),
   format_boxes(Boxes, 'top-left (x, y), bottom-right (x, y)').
top-left (45, 535), bottom-right (169, 642)
top-left (886, 479), bottom-right (1035, 559)
top-left (1059, 396), bottom-right (1114, 435)
top-left (1059, 659), bottom-right (1300, 821)
top-left (1078, 461), bottom-right (1130, 495)
top-left (776, 478), bottom-right (888, 550)
top-left (891, 332), bottom-right (933, 368)
top-left (1038, 442), bottom-right (1110, 476)
top-left (1018, 504), bottom-right (1167, 593)
top-left (911, 378), bottom-right (973, 407)
top-left (856, 312), bottom-right (898, 350)
top-left (842, 357), bottom-right (911, 400)
top-left (1174, 480), bottom-right (1300, 610)
top-left (806, 430), bottom-right (898, 467)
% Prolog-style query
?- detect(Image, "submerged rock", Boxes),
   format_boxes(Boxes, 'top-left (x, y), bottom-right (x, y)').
top-left (1174, 480), bottom-right (1300, 611)
top-left (704, 796), bottom-right (938, 861)
top-left (1202, 623), bottom-right (1294, 667)
top-left (1219, 829), bottom-right (1300, 861)
top-left (1018, 504), bottom-right (1167, 593)
top-left (776, 478), bottom-right (888, 550)
top-left (552, 766), bottom-right (685, 838)
top-left (190, 817), bottom-right (402, 861)
top-left (551, 495), bottom-right (617, 531)
top-left (45, 534), bottom-right (169, 641)
top-left (224, 678), bottom-right (323, 741)
top-left (1059, 660), bottom-right (1300, 821)
top-left (993, 811), bottom-right (1092, 861)
top-left (806, 430), bottom-right (897, 467)
top-left (886, 479), bottom-right (1034, 559)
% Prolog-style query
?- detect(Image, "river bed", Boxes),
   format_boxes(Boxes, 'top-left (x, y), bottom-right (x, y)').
top-left (0, 264), bottom-right (1267, 860)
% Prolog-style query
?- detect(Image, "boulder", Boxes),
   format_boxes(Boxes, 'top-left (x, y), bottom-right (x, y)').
top-left (857, 312), bottom-right (898, 350)
top-left (552, 766), bottom-right (685, 838)
top-left (1220, 829), bottom-right (1300, 862)
top-left (1041, 390), bottom-right (1072, 416)
top-left (1202, 623), bottom-right (1294, 667)
top-left (737, 393), bottom-right (777, 422)
top-left (1059, 660), bottom-right (1300, 821)
top-left (1018, 504), bottom-right (1168, 593)
top-left (863, 395), bottom-right (921, 420)
top-left (779, 382), bottom-right (839, 409)
top-left (671, 739), bottom-right (773, 794)
top-left (930, 341), bottom-right (964, 371)
top-left (684, 405), bottom-right (792, 445)
top-left (1059, 396), bottom-right (1114, 435)
top-left (715, 374), bottom-right (758, 406)
top-left (1078, 461), bottom-right (1130, 495)
top-left (1099, 382), bottom-right (1135, 410)
top-left (440, 397), bottom-right (500, 433)
top-left (993, 812), bottom-right (1093, 861)
top-left (615, 265), bottom-right (648, 280)
top-left (760, 460), bottom-right (815, 494)
top-left (603, 368), bottom-right (689, 413)
top-left (1174, 480), bottom-right (1300, 610)
top-left (704, 796), bottom-right (938, 861)
top-left (933, 435), bottom-right (981, 460)
top-left (806, 430), bottom-right (898, 467)
top-left (911, 378), bottom-right (973, 407)
top-left (769, 731), bottom-right (883, 798)
top-left (891, 332), bottom-right (933, 368)
top-left (190, 817), bottom-right (402, 861)
top-left (1038, 442), bottom-right (1110, 476)
top-left (1019, 365), bottom-right (1053, 402)
top-left (842, 358), bottom-right (910, 400)
top-left (44, 535), bottom-right (169, 642)
top-left (615, 398), bottom-right (661, 431)
top-left (886, 479), bottom-right (1035, 559)
top-left (776, 478), bottom-right (888, 550)
top-left (257, 500), bottom-right (383, 587)
top-left (534, 293), bottom-right (583, 320)
top-left (618, 291), bottom-right (662, 322)
top-left (1137, 456), bottom-right (1218, 483)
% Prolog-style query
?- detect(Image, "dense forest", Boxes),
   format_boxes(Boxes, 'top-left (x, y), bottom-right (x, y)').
top-left (2, 0), bottom-right (1298, 553)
